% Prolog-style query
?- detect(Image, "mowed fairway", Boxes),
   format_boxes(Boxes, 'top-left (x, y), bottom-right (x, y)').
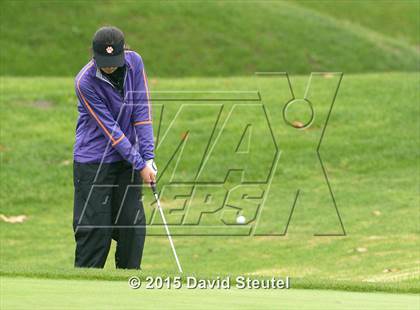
top-left (0, 73), bottom-right (418, 295)
top-left (1, 277), bottom-right (418, 310)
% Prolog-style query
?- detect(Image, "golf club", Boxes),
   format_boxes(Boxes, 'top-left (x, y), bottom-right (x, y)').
top-left (150, 182), bottom-right (183, 273)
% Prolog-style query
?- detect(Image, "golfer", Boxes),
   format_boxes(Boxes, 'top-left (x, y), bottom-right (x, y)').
top-left (72, 26), bottom-right (156, 269)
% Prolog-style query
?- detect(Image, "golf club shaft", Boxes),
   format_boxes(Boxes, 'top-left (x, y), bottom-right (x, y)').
top-left (151, 183), bottom-right (183, 273)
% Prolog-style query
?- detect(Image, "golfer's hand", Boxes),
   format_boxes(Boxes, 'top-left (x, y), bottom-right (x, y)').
top-left (140, 165), bottom-right (156, 184)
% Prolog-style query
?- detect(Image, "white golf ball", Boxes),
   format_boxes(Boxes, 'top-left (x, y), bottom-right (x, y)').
top-left (236, 215), bottom-right (246, 224)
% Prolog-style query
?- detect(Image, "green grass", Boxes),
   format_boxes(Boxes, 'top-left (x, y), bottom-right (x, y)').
top-left (2, 277), bottom-right (419, 310)
top-left (292, 0), bottom-right (420, 46)
top-left (0, 73), bottom-right (419, 294)
top-left (0, 1), bottom-right (418, 77)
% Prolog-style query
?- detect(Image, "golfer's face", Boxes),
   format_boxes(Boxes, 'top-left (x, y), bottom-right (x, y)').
top-left (101, 66), bottom-right (118, 74)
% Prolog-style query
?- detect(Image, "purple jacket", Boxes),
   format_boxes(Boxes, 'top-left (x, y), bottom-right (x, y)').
top-left (74, 51), bottom-right (154, 170)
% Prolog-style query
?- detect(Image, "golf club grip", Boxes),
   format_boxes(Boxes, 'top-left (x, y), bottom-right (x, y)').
top-left (150, 182), bottom-right (158, 195)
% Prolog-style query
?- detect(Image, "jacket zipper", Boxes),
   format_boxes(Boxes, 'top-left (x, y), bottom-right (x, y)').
top-left (122, 69), bottom-right (128, 101)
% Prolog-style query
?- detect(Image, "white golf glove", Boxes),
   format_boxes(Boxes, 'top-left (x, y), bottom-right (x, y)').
top-left (146, 159), bottom-right (158, 176)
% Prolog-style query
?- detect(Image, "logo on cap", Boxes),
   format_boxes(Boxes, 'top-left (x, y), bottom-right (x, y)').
top-left (106, 46), bottom-right (114, 54)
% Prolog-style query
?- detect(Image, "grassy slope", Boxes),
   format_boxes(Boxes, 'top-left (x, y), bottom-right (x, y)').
top-left (294, 0), bottom-right (420, 46)
top-left (0, 1), bottom-right (419, 77)
top-left (0, 73), bottom-right (419, 293)
top-left (2, 278), bottom-right (419, 310)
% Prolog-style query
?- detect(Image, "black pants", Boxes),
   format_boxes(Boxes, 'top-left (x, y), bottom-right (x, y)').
top-left (73, 161), bottom-right (146, 269)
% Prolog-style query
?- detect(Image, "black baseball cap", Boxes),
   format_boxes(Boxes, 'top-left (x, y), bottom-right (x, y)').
top-left (92, 26), bottom-right (125, 68)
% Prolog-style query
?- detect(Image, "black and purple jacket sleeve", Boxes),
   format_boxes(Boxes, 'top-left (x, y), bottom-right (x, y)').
top-left (75, 79), bottom-right (147, 170)
top-left (131, 55), bottom-right (155, 161)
